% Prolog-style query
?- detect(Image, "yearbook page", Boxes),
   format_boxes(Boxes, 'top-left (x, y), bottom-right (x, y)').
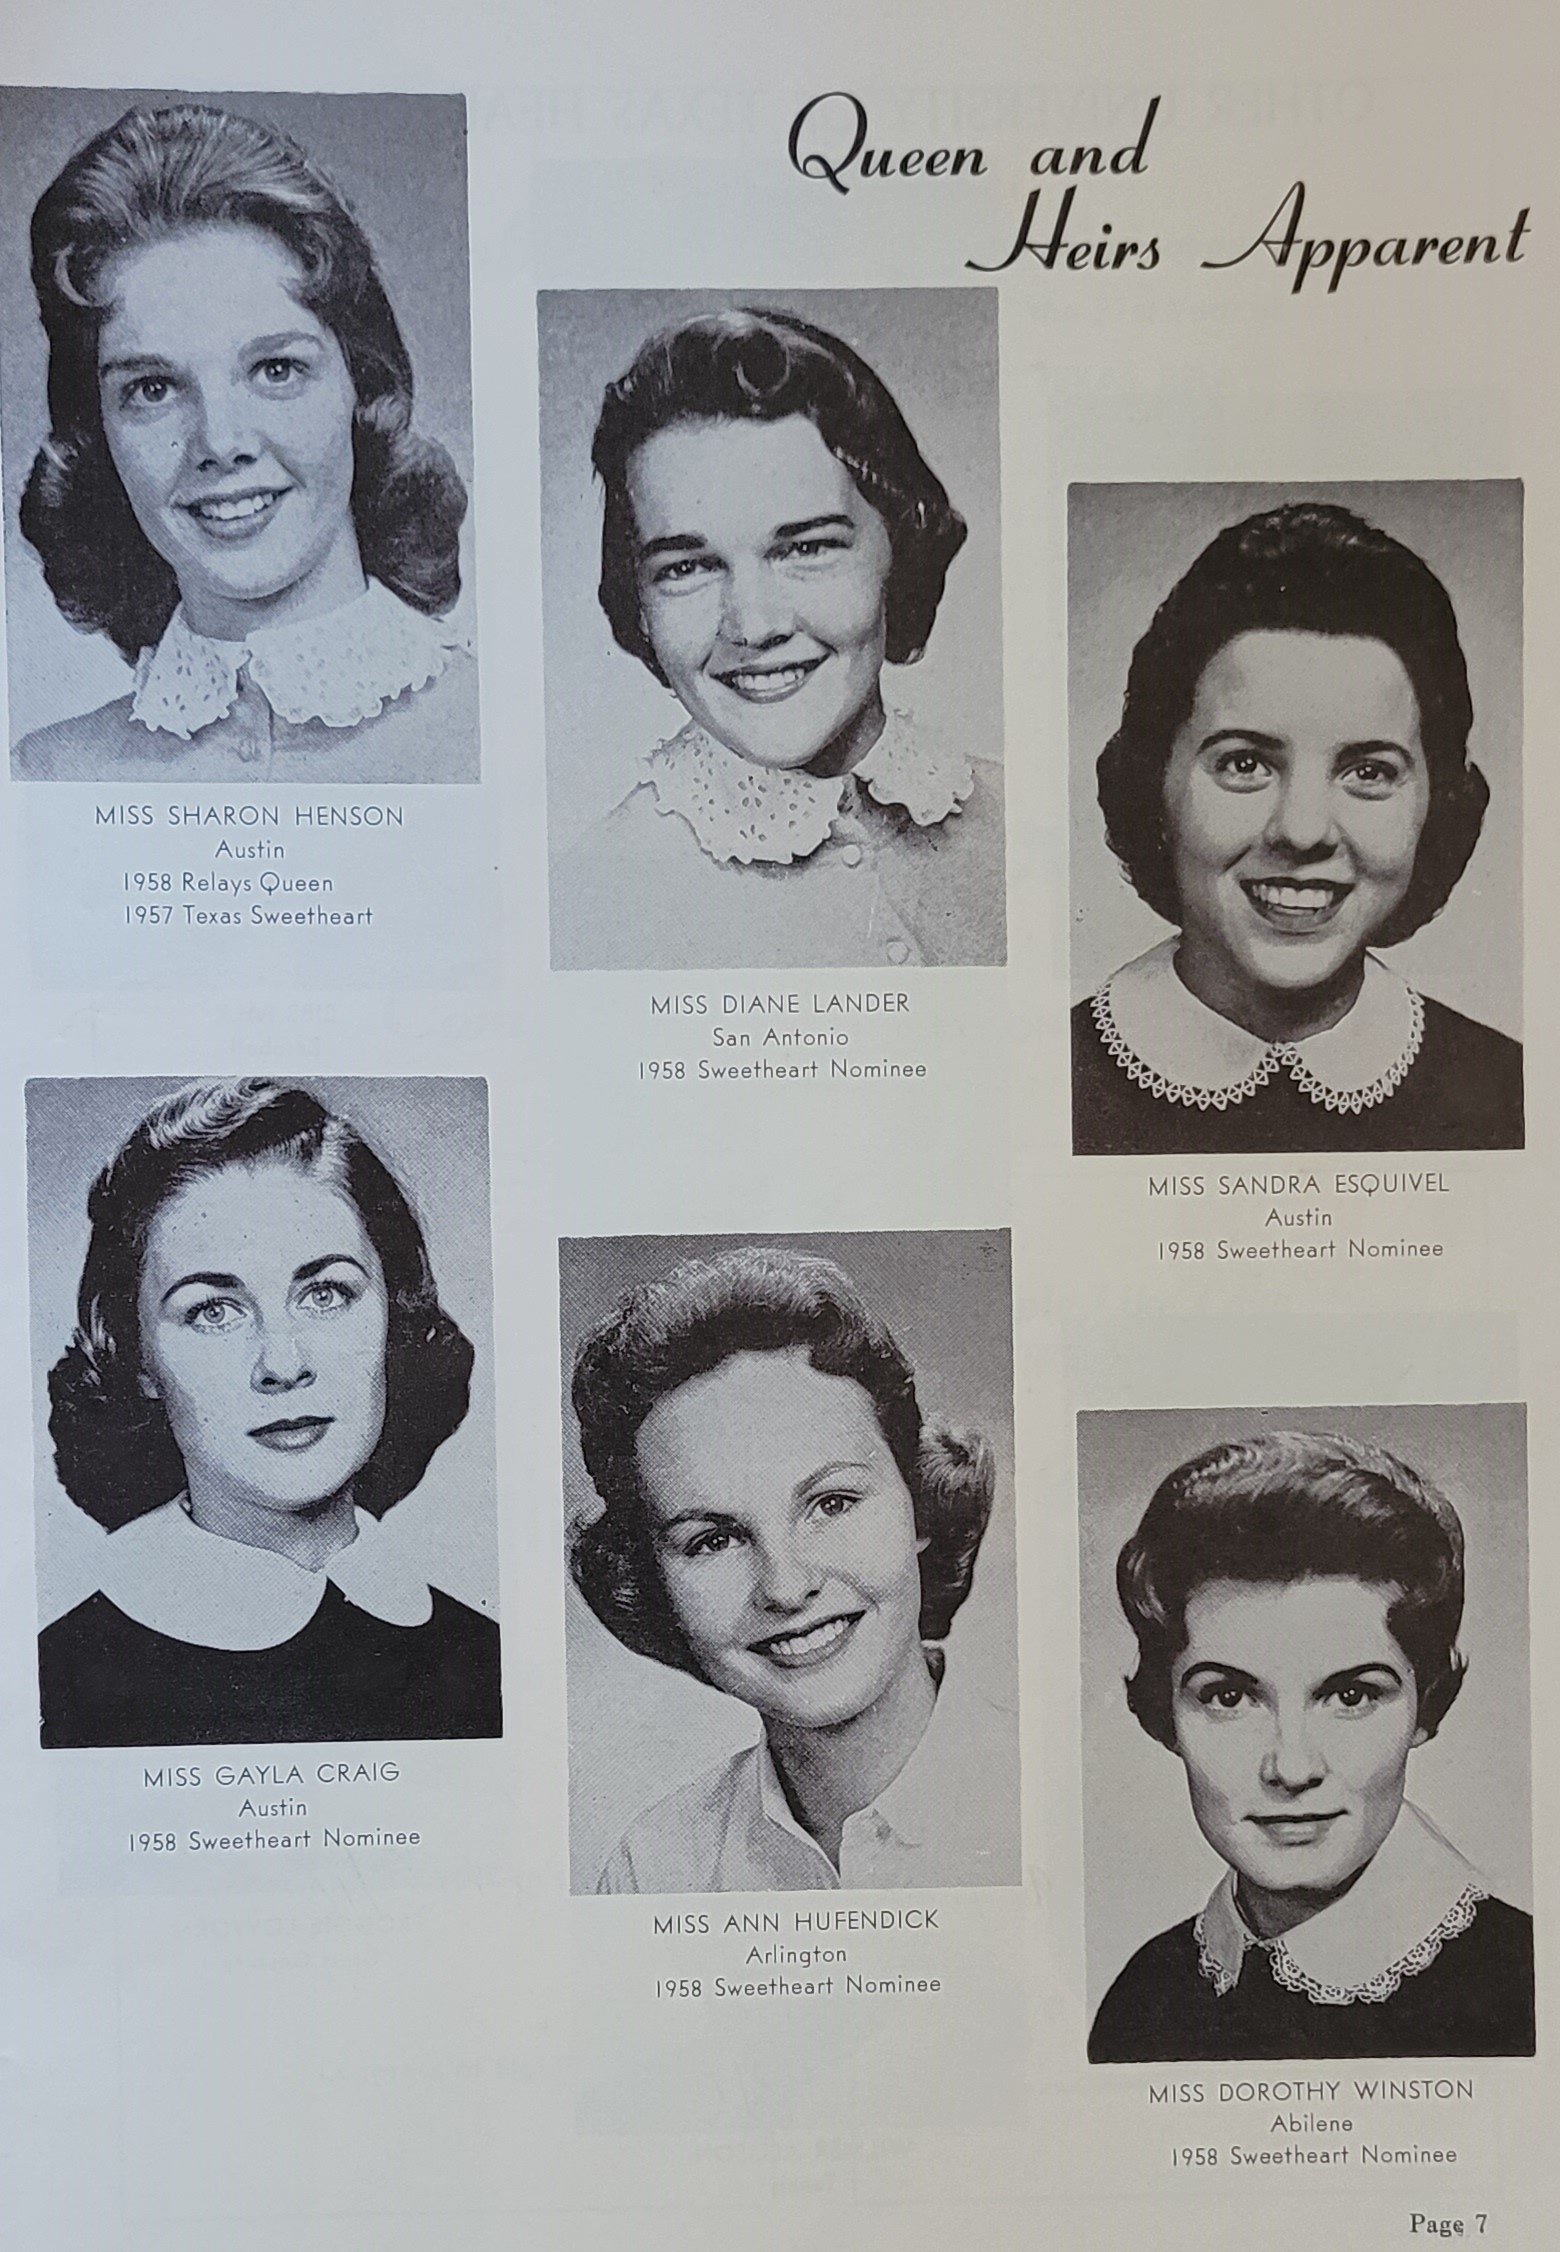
top-left (0, 3), bottom-right (1553, 2248)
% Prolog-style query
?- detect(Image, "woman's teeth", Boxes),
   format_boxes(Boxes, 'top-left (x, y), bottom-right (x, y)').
top-left (188, 492), bottom-right (282, 523)
top-left (721, 664), bottom-right (818, 700)
top-left (757, 1614), bottom-right (854, 1662)
top-left (1245, 880), bottom-right (1346, 911)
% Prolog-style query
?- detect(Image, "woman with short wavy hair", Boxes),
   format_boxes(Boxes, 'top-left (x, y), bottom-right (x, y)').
top-left (38, 1080), bottom-right (500, 1748)
top-left (570, 1245), bottom-right (1019, 1892)
top-left (14, 103), bottom-right (477, 782)
top-left (1072, 502), bottom-right (1522, 1151)
top-left (552, 307), bottom-right (1005, 969)
top-left (1088, 1430), bottom-right (1534, 2062)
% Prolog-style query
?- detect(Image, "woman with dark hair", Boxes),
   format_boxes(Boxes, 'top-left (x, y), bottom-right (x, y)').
top-left (14, 103), bottom-right (477, 782)
top-left (38, 1080), bottom-right (501, 1748)
top-left (1073, 502), bottom-right (1522, 1151)
top-left (570, 1246), bottom-right (1019, 1891)
top-left (552, 307), bottom-right (1004, 969)
top-left (1088, 1431), bottom-right (1534, 2062)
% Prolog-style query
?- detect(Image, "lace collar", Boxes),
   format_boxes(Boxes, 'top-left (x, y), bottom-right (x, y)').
top-left (131, 580), bottom-right (470, 740)
top-left (642, 707), bottom-right (975, 867)
top-left (1193, 1803), bottom-right (1489, 2005)
top-left (95, 1498), bottom-right (435, 1652)
top-left (1092, 939), bottom-right (1426, 1115)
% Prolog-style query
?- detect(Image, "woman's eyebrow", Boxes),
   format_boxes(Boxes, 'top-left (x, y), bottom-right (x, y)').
top-left (1198, 727), bottom-right (1284, 752)
top-left (244, 330), bottom-right (322, 356)
top-left (795, 1459), bottom-right (873, 1497)
top-left (1317, 1661), bottom-right (1404, 1689)
top-left (1177, 1660), bottom-right (1260, 1687)
top-left (1334, 736), bottom-right (1412, 758)
top-left (654, 1505), bottom-right (736, 1533)
top-left (160, 1269), bottom-right (243, 1305)
top-left (99, 351), bottom-right (176, 379)
top-left (638, 531), bottom-right (709, 560)
top-left (772, 513), bottom-right (855, 540)
top-left (292, 1254), bottom-right (369, 1283)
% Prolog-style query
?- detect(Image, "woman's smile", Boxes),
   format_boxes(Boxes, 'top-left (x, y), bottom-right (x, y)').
top-left (247, 1413), bottom-right (335, 1453)
top-left (749, 1609), bottom-right (863, 1667)
top-left (715, 655), bottom-right (827, 703)
top-left (178, 484), bottom-right (294, 541)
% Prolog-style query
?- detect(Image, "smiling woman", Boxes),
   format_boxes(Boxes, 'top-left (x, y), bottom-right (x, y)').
top-left (35, 1080), bottom-right (500, 1749)
top-left (548, 302), bottom-right (1005, 969)
top-left (11, 102), bottom-right (478, 782)
top-left (1071, 501), bottom-right (1523, 1152)
top-left (567, 1242), bottom-right (1020, 1893)
top-left (1087, 1430), bottom-right (1534, 2063)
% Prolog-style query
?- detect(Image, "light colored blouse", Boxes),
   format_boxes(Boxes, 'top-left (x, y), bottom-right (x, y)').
top-left (14, 580), bottom-right (478, 784)
top-left (596, 1655), bottom-right (1021, 1894)
top-left (551, 706), bottom-right (1006, 971)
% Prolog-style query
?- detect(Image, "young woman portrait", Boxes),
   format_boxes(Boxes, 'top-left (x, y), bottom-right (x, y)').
top-left (3, 92), bottom-right (478, 782)
top-left (1082, 1414), bottom-right (1533, 2063)
top-left (1069, 484), bottom-right (1523, 1153)
top-left (31, 1077), bottom-right (501, 1749)
top-left (564, 1235), bottom-right (1021, 1893)
top-left (542, 290), bottom-right (1006, 971)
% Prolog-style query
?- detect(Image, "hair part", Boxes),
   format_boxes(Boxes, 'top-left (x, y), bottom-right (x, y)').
top-left (20, 103), bottom-right (466, 661)
top-left (1095, 501), bottom-right (1490, 944)
top-left (1115, 1427), bottom-right (1468, 1751)
top-left (48, 1078), bottom-right (472, 1529)
top-left (591, 307), bottom-right (967, 686)
top-left (569, 1245), bottom-right (994, 1677)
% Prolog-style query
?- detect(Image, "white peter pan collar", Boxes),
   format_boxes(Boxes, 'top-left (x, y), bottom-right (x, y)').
top-left (642, 707), bottom-right (975, 867)
top-left (1092, 939), bottom-right (1426, 1115)
top-left (97, 1499), bottom-right (434, 1652)
top-left (131, 579), bottom-right (470, 739)
top-left (1194, 1802), bottom-right (1488, 2005)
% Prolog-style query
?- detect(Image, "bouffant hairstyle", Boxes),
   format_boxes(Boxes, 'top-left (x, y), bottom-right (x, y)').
top-left (1096, 502), bottom-right (1490, 946)
top-left (570, 1246), bottom-right (994, 1677)
top-left (591, 308), bottom-right (967, 685)
top-left (48, 1079), bottom-right (472, 1531)
top-left (1116, 1429), bottom-right (1467, 1752)
top-left (20, 103), bottom-right (467, 661)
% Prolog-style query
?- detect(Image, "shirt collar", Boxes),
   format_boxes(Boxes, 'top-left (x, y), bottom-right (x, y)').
top-left (1092, 938), bottom-right (1426, 1113)
top-left (131, 580), bottom-right (470, 739)
top-left (96, 1499), bottom-right (435, 1651)
top-left (642, 707), bottom-right (975, 867)
top-left (751, 1647), bottom-right (967, 1861)
top-left (1193, 1802), bottom-right (1489, 2004)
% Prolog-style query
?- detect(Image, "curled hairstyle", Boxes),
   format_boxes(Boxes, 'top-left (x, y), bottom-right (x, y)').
top-left (48, 1079), bottom-right (473, 1531)
top-left (570, 1246), bottom-right (994, 1676)
top-left (1116, 1429), bottom-right (1467, 1751)
top-left (1096, 502), bottom-right (1490, 945)
top-left (21, 103), bottom-right (467, 661)
top-left (591, 308), bottom-right (967, 684)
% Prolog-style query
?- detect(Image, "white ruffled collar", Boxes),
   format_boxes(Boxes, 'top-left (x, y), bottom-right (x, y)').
top-left (96, 1498), bottom-right (434, 1652)
top-left (1092, 939), bottom-right (1426, 1115)
top-left (1194, 1802), bottom-right (1488, 2005)
top-left (131, 580), bottom-right (469, 739)
top-left (642, 707), bottom-right (975, 867)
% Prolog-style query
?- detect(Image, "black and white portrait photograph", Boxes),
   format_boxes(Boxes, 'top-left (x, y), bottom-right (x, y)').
top-left (1080, 1404), bottom-right (1533, 2062)
top-left (1, 89), bottom-right (478, 783)
top-left (1069, 482), bottom-right (1523, 1154)
top-left (540, 289), bottom-right (1006, 971)
top-left (562, 1231), bottom-right (1020, 1893)
top-left (28, 1076), bottom-right (501, 1750)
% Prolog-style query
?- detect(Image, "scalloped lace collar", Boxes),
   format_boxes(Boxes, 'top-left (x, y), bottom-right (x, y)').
top-left (131, 580), bottom-right (469, 739)
top-left (642, 707), bottom-right (975, 867)
top-left (1194, 1804), bottom-right (1489, 2005)
top-left (1092, 939), bottom-right (1425, 1114)
top-left (94, 1498), bottom-right (434, 1651)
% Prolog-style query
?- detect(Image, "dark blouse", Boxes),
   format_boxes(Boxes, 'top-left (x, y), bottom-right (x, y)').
top-left (1088, 1899), bottom-right (1535, 2063)
top-left (1072, 994), bottom-right (1524, 1156)
top-left (38, 1582), bottom-right (502, 1749)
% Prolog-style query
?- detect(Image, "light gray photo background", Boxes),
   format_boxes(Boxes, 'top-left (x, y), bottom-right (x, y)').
top-left (1078, 1401), bottom-right (1531, 2020)
top-left (0, 87), bottom-right (476, 755)
top-left (1068, 480), bottom-right (1524, 1040)
top-left (538, 286), bottom-right (1003, 862)
top-left (562, 1228), bottom-right (1019, 1893)
top-left (27, 1075), bottom-right (499, 1629)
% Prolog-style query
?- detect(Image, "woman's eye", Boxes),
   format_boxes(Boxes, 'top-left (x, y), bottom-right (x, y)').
top-left (1344, 757), bottom-right (1405, 795)
top-left (683, 1526), bottom-right (737, 1559)
top-left (648, 555), bottom-right (716, 588)
top-left (118, 374), bottom-right (175, 411)
top-left (1195, 1680), bottom-right (1252, 1713)
top-left (777, 536), bottom-right (849, 563)
top-left (811, 1490), bottom-right (861, 1520)
top-left (1210, 749), bottom-right (1272, 788)
top-left (253, 356), bottom-right (307, 389)
top-left (183, 1297), bottom-right (246, 1334)
top-left (1329, 1680), bottom-right (1387, 1711)
top-left (298, 1277), bottom-right (356, 1314)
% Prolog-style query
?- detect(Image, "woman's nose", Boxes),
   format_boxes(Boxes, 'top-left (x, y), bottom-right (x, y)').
top-left (251, 1316), bottom-right (315, 1392)
top-left (188, 376), bottom-right (261, 475)
top-left (720, 561), bottom-right (793, 650)
top-left (1264, 769), bottom-right (1338, 856)
top-left (752, 1535), bottom-right (823, 1613)
top-left (1259, 1710), bottom-right (1327, 1792)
